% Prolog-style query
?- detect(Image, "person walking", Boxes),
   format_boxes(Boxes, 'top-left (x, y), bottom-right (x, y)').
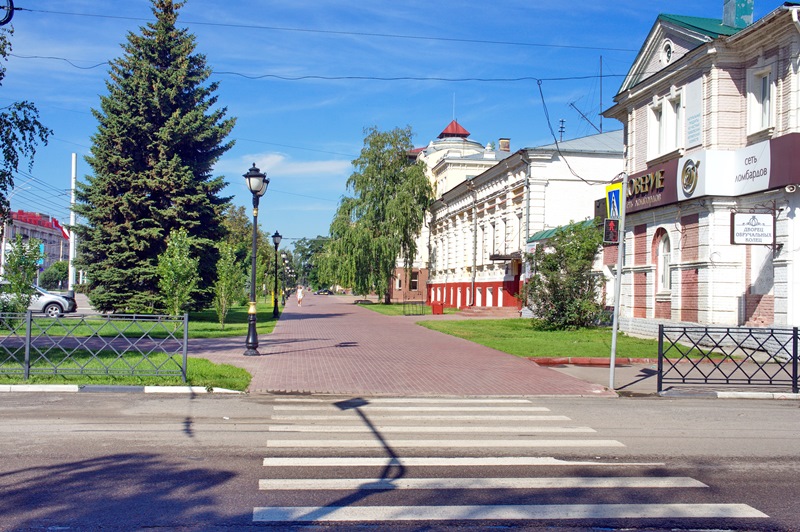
top-left (297, 286), bottom-right (304, 307)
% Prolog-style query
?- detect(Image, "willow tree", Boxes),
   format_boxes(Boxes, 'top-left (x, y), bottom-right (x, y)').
top-left (324, 126), bottom-right (431, 302)
top-left (73, 0), bottom-right (235, 312)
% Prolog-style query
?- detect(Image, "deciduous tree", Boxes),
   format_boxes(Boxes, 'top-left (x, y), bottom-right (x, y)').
top-left (525, 220), bottom-right (603, 329)
top-left (323, 126), bottom-right (431, 302)
top-left (213, 242), bottom-right (244, 329)
top-left (0, 27), bottom-right (52, 228)
top-left (1, 234), bottom-right (44, 313)
top-left (157, 228), bottom-right (198, 316)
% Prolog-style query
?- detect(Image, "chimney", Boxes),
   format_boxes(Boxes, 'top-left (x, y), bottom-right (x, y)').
top-left (498, 138), bottom-right (510, 152)
top-left (723, 0), bottom-right (754, 28)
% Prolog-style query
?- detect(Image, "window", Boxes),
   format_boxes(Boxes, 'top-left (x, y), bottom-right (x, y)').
top-left (656, 233), bottom-right (671, 293)
top-left (758, 72), bottom-right (771, 130)
top-left (748, 65), bottom-right (774, 133)
top-left (648, 91), bottom-right (683, 160)
top-left (410, 272), bottom-right (419, 291)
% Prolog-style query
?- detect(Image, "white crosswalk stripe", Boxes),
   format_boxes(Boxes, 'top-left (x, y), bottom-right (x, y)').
top-left (266, 424), bottom-right (596, 433)
top-left (259, 476), bottom-right (708, 490)
top-left (254, 503), bottom-right (768, 522)
top-left (255, 397), bottom-right (769, 525)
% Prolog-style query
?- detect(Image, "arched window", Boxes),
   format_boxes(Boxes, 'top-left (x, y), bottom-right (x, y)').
top-left (654, 230), bottom-right (671, 293)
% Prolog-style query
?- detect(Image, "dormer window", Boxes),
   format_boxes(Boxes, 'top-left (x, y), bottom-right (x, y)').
top-left (661, 40), bottom-right (674, 65)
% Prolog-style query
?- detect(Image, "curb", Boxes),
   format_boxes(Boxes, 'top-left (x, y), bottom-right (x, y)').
top-left (0, 385), bottom-right (243, 394)
top-left (534, 357), bottom-right (657, 366)
top-left (659, 389), bottom-right (800, 400)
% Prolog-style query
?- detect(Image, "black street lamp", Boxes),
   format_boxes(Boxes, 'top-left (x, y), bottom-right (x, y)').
top-left (271, 231), bottom-right (282, 318)
top-left (281, 251), bottom-right (287, 305)
top-left (243, 163), bottom-right (269, 356)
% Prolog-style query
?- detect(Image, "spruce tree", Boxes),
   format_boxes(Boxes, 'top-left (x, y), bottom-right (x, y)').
top-left (74, 0), bottom-right (235, 313)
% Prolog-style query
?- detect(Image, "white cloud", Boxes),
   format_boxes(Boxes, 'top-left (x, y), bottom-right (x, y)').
top-left (218, 153), bottom-right (350, 180)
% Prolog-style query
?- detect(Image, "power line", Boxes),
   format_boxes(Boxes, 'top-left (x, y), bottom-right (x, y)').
top-left (17, 7), bottom-right (638, 53)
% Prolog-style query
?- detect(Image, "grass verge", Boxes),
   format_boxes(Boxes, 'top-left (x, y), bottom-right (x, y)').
top-left (19, 302), bottom-right (279, 339)
top-left (357, 302), bottom-right (459, 316)
top-left (417, 318), bottom-right (662, 359)
top-left (0, 351), bottom-right (251, 390)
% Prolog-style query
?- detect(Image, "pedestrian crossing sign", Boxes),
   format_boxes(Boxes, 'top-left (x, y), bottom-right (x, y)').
top-left (605, 183), bottom-right (622, 219)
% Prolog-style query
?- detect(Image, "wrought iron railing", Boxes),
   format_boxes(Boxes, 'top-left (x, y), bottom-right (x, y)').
top-left (402, 298), bottom-right (427, 316)
top-left (0, 312), bottom-right (188, 381)
top-left (658, 325), bottom-right (798, 393)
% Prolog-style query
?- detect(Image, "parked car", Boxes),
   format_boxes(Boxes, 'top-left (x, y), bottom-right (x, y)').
top-left (315, 289), bottom-right (333, 295)
top-left (0, 281), bottom-right (77, 317)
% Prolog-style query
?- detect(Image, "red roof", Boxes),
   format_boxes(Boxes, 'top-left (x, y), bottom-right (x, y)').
top-left (438, 120), bottom-right (470, 139)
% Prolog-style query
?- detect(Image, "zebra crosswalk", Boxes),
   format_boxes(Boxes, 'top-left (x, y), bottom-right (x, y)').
top-left (253, 397), bottom-right (768, 525)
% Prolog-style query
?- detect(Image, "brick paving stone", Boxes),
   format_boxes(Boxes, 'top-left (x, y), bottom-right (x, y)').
top-left (189, 294), bottom-right (615, 397)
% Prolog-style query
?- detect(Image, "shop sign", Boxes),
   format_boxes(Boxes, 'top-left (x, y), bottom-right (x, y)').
top-left (731, 212), bottom-right (775, 245)
top-left (678, 141), bottom-right (771, 200)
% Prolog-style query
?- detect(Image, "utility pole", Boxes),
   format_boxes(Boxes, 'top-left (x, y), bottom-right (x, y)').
top-left (68, 154), bottom-right (77, 291)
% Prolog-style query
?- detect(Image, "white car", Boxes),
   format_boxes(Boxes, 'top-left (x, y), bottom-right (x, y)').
top-left (0, 282), bottom-right (78, 317)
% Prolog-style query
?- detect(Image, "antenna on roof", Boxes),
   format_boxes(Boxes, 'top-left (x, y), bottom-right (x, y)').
top-left (452, 93), bottom-right (456, 121)
top-left (569, 102), bottom-right (601, 134)
top-left (558, 119), bottom-right (566, 141)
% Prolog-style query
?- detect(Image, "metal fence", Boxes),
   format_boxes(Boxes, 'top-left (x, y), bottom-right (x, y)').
top-left (402, 297), bottom-right (428, 316)
top-left (0, 311), bottom-right (188, 381)
top-left (658, 325), bottom-right (798, 393)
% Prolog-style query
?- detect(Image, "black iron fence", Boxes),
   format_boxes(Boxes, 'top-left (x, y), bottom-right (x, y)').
top-left (0, 311), bottom-right (188, 381)
top-left (402, 297), bottom-right (427, 316)
top-left (658, 325), bottom-right (798, 393)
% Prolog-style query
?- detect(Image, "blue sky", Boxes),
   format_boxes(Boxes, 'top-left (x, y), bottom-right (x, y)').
top-left (1, 0), bottom-right (776, 249)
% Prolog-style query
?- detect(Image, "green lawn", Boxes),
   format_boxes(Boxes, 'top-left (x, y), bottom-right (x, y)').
top-left (19, 302), bottom-right (279, 339)
top-left (418, 318), bottom-right (661, 359)
top-left (358, 302), bottom-right (459, 316)
top-left (0, 351), bottom-right (251, 390)
top-left (0, 303), bottom-right (274, 389)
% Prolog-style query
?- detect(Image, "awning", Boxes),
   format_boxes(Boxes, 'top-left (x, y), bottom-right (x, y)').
top-left (489, 251), bottom-right (522, 261)
top-left (526, 219), bottom-right (595, 244)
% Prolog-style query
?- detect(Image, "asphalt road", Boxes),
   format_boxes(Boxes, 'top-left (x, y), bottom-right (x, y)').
top-left (1, 393), bottom-right (798, 531)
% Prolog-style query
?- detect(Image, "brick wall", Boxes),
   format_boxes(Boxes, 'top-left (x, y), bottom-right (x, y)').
top-left (603, 244), bottom-right (618, 265)
top-left (633, 225), bottom-right (647, 318)
top-left (680, 214), bottom-right (700, 322)
top-left (655, 300), bottom-right (670, 319)
top-left (744, 294), bottom-right (774, 326)
top-left (681, 214), bottom-right (699, 261)
top-left (634, 272), bottom-right (647, 318)
top-left (681, 268), bottom-right (699, 322)
top-left (634, 224), bottom-right (647, 265)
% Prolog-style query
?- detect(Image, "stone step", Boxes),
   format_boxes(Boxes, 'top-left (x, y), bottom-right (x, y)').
top-left (458, 306), bottom-right (521, 318)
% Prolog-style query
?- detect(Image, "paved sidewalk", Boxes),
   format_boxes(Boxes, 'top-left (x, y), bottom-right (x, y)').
top-left (189, 294), bottom-right (615, 397)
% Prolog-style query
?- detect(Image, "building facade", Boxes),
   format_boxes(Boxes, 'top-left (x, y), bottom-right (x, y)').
top-left (425, 129), bottom-right (623, 309)
top-left (1, 210), bottom-right (70, 276)
top-left (603, 1), bottom-right (800, 335)
top-left (389, 120), bottom-right (510, 303)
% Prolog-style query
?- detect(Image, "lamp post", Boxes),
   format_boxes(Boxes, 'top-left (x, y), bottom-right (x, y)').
top-left (281, 251), bottom-right (287, 305)
top-left (271, 231), bottom-right (282, 318)
top-left (243, 163), bottom-right (269, 356)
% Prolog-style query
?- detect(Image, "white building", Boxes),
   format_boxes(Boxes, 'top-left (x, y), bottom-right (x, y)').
top-left (389, 120), bottom-right (510, 303)
top-left (603, 0), bottom-right (800, 335)
top-left (425, 128), bottom-right (624, 309)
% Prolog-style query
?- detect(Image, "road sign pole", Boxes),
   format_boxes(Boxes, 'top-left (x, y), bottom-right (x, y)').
top-left (609, 173), bottom-right (628, 390)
